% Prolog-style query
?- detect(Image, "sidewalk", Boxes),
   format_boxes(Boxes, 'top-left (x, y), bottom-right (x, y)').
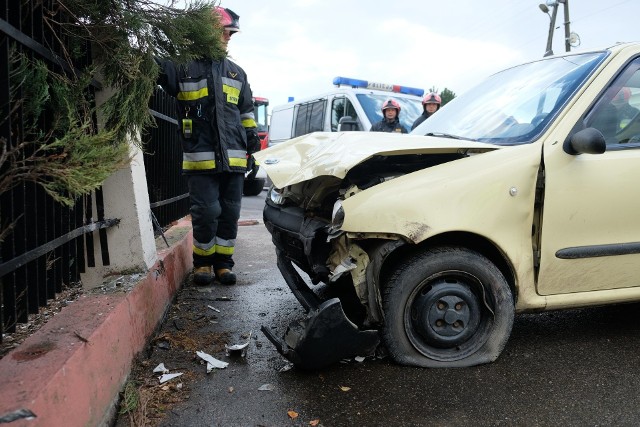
top-left (0, 218), bottom-right (194, 427)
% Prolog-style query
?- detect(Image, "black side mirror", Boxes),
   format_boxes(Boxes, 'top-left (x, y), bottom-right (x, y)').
top-left (338, 116), bottom-right (359, 132)
top-left (563, 127), bottom-right (606, 155)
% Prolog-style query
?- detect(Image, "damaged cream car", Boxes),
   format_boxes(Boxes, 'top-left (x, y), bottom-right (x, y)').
top-left (255, 42), bottom-right (640, 369)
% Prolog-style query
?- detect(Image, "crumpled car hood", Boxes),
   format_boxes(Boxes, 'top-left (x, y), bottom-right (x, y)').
top-left (253, 131), bottom-right (501, 189)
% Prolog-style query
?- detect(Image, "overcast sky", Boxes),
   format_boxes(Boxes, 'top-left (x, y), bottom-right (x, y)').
top-left (216, 0), bottom-right (638, 108)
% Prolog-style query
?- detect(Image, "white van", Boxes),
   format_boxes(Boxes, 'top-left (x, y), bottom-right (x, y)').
top-left (268, 76), bottom-right (425, 146)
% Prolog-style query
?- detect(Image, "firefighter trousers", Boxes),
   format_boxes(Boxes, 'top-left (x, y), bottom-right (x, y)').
top-left (188, 173), bottom-right (243, 270)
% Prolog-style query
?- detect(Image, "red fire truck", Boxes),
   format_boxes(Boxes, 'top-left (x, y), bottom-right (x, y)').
top-left (253, 96), bottom-right (269, 150)
top-left (243, 96), bottom-right (269, 196)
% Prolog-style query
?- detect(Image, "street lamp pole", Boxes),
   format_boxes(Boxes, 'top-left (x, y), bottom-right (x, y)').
top-left (543, 3), bottom-right (559, 57)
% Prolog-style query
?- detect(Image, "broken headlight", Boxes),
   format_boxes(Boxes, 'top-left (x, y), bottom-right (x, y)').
top-left (269, 187), bottom-right (286, 205)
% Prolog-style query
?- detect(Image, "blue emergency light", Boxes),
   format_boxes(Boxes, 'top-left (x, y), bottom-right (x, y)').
top-left (332, 76), bottom-right (424, 97)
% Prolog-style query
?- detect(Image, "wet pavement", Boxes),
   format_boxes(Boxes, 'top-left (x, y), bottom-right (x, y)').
top-left (118, 191), bottom-right (640, 427)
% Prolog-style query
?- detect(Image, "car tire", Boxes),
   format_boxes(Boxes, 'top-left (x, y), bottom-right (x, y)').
top-left (243, 178), bottom-right (265, 196)
top-left (381, 246), bottom-right (514, 368)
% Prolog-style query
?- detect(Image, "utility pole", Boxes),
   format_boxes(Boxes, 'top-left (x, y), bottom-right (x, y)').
top-left (562, 0), bottom-right (571, 53)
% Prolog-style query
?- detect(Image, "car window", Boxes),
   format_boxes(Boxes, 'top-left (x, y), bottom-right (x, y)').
top-left (293, 99), bottom-right (326, 137)
top-left (585, 57), bottom-right (640, 147)
top-left (411, 52), bottom-right (607, 145)
top-left (330, 96), bottom-right (360, 131)
top-left (356, 93), bottom-right (423, 132)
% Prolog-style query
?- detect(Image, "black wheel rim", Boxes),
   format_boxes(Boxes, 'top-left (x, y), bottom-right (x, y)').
top-left (404, 270), bottom-right (491, 361)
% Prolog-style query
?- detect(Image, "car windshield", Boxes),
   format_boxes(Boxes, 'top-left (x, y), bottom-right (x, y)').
top-left (357, 93), bottom-right (423, 132)
top-left (411, 52), bottom-right (608, 145)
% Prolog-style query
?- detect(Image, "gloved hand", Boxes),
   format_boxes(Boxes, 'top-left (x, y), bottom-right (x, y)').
top-left (246, 129), bottom-right (261, 155)
top-left (246, 155), bottom-right (257, 177)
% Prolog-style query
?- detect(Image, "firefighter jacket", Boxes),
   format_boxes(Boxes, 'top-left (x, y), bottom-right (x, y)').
top-left (411, 111), bottom-right (434, 130)
top-left (370, 117), bottom-right (408, 133)
top-left (156, 57), bottom-right (259, 174)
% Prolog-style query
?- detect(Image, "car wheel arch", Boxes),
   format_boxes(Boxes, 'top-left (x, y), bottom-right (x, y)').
top-left (342, 231), bottom-right (518, 327)
top-left (375, 231), bottom-right (517, 305)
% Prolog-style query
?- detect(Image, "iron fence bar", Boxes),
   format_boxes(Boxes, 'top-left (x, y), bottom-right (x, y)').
top-left (149, 108), bottom-right (178, 125)
top-left (0, 218), bottom-right (120, 279)
top-left (0, 0), bottom-right (11, 338)
top-left (84, 193), bottom-right (95, 268)
top-left (149, 193), bottom-right (189, 208)
top-left (0, 17), bottom-right (66, 73)
top-left (95, 187), bottom-right (110, 266)
top-left (76, 196), bottom-right (86, 274)
top-left (0, 17), bottom-right (102, 89)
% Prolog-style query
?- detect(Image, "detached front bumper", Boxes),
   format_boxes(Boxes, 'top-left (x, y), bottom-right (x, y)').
top-left (261, 250), bottom-right (379, 370)
top-left (261, 200), bottom-right (379, 369)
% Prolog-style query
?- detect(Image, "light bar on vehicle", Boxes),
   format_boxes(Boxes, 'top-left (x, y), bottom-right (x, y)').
top-left (332, 76), bottom-right (424, 97)
top-left (253, 96), bottom-right (269, 106)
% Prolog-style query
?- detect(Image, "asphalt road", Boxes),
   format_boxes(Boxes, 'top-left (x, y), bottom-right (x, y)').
top-left (151, 190), bottom-right (640, 427)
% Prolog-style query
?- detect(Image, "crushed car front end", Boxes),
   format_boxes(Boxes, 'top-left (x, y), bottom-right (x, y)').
top-left (255, 132), bottom-right (490, 369)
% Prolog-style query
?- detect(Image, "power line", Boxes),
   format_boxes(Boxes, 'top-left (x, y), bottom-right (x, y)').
top-left (570, 0), bottom-right (634, 24)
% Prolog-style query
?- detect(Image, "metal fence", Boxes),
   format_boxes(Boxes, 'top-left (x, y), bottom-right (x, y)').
top-left (0, 1), bottom-right (189, 343)
top-left (145, 89), bottom-right (190, 233)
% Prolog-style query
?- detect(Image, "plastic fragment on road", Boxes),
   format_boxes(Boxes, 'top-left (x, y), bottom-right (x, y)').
top-left (354, 356), bottom-right (365, 362)
top-left (207, 305), bottom-right (220, 313)
top-left (196, 350), bottom-right (229, 373)
top-left (225, 332), bottom-right (251, 357)
top-left (153, 363), bottom-right (169, 374)
top-left (158, 373), bottom-right (183, 384)
top-left (279, 362), bottom-right (294, 372)
top-left (258, 383), bottom-right (274, 391)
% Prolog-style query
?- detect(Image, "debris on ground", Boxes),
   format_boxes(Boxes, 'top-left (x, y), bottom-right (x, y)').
top-left (196, 350), bottom-right (229, 373)
top-left (114, 278), bottom-right (232, 426)
top-left (225, 331), bottom-right (251, 357)
top-left (158, 372), bottom-right (183, 384)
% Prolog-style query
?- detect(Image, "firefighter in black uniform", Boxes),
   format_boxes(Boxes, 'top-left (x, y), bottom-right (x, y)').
top-left (156, 7), bottom-right (259, 285)
top-left (370, 99), bottom-right (408, 133)
top-left (411, 92), bottom-right (441, 130)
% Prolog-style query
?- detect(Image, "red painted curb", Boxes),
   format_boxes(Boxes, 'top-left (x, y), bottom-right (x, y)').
top-left (0, 220), bottom-right (193, 427)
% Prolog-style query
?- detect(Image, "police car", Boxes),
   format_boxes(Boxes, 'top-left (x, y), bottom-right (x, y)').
top-left (267, 76), bottom-right (425, 146)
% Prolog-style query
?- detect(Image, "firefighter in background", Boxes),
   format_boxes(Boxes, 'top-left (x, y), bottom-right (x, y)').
top-left (370, 99), bottom-right (408, 133)
top-left (411, 92), bottom-right (441, 130)
top-left (611, 86), bottom-right (640, 129)
top-left (156, 7), bottom-right (260, 285)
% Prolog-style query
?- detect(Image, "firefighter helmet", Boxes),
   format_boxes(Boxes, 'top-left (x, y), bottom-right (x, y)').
top-left (215, 7), bottom-right (240, 32)
top-left (422, 92), bottom-right (442, 105)
top-left (613, 87), bottom-right (631, 104)
top-left (381, 99), bottom-right (401, 113)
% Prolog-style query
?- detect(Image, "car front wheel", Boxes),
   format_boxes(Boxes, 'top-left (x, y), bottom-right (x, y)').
top-left (381, 246), bottom-right (514, 368)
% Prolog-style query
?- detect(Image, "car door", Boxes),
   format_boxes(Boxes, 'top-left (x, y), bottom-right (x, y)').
top-left (537, 59), bottom-right (640, 295)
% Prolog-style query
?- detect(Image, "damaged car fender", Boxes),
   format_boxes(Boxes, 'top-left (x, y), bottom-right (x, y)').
top-left (338, 141), bottom-right (542, 252)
